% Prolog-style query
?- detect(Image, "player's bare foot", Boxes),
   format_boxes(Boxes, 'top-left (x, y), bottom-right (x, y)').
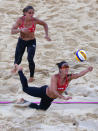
top-left (16, 98), bottom-right (25, 104)
top-left (11, 64), bottom-right (17, 74)
top-left (11, 64), bottom-right (23, 74)
top-left (14, 98), bottom-right (31, 107)
top-left (28, 77), bottom-right (34, 82)
top-left (15, 64), bottom-right (23, 72)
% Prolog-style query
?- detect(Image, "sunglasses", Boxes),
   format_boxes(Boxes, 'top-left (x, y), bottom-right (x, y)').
top-left (28, 11), bottom-right (34, 14)
top-left (61, 65), bottom-right (69, 69)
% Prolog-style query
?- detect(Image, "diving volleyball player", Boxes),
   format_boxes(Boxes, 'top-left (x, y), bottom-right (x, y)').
top-left (14, 61), bottom-right (93, 110)
top-left (11, 6), bottom-right (51, 82)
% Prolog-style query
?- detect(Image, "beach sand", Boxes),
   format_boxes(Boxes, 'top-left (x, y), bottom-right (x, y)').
top-left (0, 0), bottom-right (98, 131)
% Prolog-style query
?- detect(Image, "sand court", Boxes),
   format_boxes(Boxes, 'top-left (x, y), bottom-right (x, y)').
top-left (0, 0), bottom-right (98, 130)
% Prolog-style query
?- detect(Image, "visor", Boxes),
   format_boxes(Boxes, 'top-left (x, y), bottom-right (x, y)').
top-left (56, 61), bottom-right (69, 69)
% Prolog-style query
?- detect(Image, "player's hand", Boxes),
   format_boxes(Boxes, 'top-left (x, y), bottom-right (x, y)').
top-left (45, 35), bottom-right (51, 41)
top-left (63, 96), bottom-right (72, 100)
top-left (88, 66), bottom-right (93, 72)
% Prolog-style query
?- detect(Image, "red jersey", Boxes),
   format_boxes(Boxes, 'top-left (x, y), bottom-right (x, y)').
top-left (57, 74), bottom-right (68, 91)
top-left (19, 16), bottom-right (36, 32)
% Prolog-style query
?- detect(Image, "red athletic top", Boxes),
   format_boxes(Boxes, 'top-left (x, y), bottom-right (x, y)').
top-left (57, 74), bottom-right (68, 91)
top-left (19, 16), bottom-right (36, 32)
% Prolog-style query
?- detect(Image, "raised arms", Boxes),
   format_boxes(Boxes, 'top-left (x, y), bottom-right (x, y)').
top-left (71, 66), bottom-right (93, 80)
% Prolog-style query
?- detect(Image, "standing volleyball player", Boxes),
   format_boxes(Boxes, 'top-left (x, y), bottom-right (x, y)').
top-left (11, 6), bottom-right (51, 82)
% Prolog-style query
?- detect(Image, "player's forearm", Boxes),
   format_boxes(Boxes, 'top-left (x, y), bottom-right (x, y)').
top-left (78, 68), bottom-right (89, 77)
top-left (53, 90), bottom-right (64, 99)
top-left (11, 28), bottom-right (21, 34)
top-left (44, 23), bottom-right (48, 36)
